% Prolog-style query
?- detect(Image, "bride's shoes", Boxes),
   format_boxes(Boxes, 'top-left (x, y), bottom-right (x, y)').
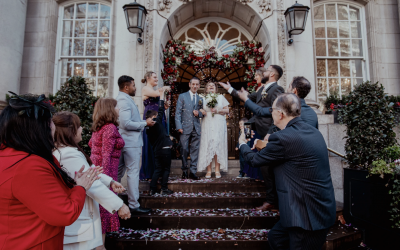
top-left (205, 172), bottom-right (212, 178)
top-left (215, 172), bottom-right (221, 179)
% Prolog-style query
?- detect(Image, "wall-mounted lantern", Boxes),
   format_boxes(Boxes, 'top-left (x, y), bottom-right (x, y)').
top-left (123, 1), bottom-right (148, 44)
top-left (284, 1), bottom-right (310, 45)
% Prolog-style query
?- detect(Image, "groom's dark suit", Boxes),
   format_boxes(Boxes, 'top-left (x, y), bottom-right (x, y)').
top-left (240, 117), bottom-right (336, 249)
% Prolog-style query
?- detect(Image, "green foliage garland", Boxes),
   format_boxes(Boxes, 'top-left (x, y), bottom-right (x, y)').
top-left (339, 81), bottom-right (397, 169)
top-left (50, 76), bottom-right (98, 155)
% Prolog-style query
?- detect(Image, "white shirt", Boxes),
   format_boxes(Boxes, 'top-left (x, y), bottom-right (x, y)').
top-left (189, 91), bottom-right (197, 103)
top-left (228, 82), bottom-right (277, 94)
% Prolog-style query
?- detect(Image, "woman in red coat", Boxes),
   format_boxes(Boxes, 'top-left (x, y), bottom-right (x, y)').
top-left (0, 93), bottom-right (100, 250)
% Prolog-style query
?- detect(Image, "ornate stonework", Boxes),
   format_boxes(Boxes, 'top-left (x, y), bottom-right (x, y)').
top-left (145, 0), bottom-right (154, 72)
top-left (158, 0), bottom-right (172, 13)
top-left (257, 0), bottom-right (272, 14)
top-left (277, 0), bottom-right (287, 88)
top-left (179, 0), bottom-right (192, 4)
top-left (236, 0), bottom-right (254, 4)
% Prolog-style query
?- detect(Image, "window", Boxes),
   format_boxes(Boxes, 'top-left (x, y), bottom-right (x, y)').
top-left (57, 2), bottom-right (111, 96)
top-left (314, 3), bottom-right (367, 103)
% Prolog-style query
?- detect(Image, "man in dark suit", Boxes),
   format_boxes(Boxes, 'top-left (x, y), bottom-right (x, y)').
top-left (219, 65), bottom-right (285, 211)
top-left (238, 93), bottom-right (336, 250)
top-left (146, 89), bottom-right (174, 196)
top-left (237, 76), bottom-right (318, 129)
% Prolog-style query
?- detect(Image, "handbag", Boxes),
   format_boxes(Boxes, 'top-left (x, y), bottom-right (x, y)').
top-left (64, 196), bottom-right (94, 244)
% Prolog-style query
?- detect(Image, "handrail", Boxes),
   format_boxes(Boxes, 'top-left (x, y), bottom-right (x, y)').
top-left (327, 147), bottom-right (346, 159)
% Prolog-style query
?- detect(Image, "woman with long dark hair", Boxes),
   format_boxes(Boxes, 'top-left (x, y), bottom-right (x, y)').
top-left (53, 111), bottom-right (130, 250)
top-left (0, 93), bottom-right (99, 250)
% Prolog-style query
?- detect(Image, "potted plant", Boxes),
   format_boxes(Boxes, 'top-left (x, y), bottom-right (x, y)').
top-left (340, 81), bottom-right (400, 248)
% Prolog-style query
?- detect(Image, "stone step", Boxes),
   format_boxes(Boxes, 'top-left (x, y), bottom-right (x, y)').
top-left (105, 223), bottom-right (362, 250)
top-left (121, 193), bottom-right (265, 209)
top-left (139, 177), bottom-right (266, 193)
top-left (119, 209), bottom-right (280, 230)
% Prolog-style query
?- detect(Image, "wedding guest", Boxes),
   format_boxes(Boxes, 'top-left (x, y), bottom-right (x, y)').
top-left (53, 111), bottom-right (130, 250)
top-left (235, 118), bottom-right (249, 178)
top-left (117, 75), bottom-right (155, 214)
top-left (89, 98), bottom-right (126, 248)
top-left (220, 65), bottom-right (285, 211)
top-left (146, 88), bottom-right (174, 196)
top-left (140, 71), bottom-right (171, 181)
top-left (197, 82), bottom-right (230, 178)
top-left (238, 93), bottom-right (336, 250)
top-left (0, 93), bottom-right (99, 250)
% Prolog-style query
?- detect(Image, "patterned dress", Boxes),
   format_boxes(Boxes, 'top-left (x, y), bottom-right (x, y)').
top-left (89, 123), bottom-right (125, 234)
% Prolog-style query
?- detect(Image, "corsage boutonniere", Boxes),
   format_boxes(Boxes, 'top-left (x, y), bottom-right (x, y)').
top-left (198, 98), bottom-right (203, 108)
top-left (261, 89), bottom-right (268, 100)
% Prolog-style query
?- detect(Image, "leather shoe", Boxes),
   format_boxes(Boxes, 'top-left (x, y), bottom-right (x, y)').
top-left (181, 170), bottom-right (188, 179)
top-left (189, 172), bottom-right (200, 180)
top-left (149, 190), bottom-right (159, 196)
top-left (255, 202), bottom-right (278, 211)
top-left (130, 207), bottom-right (152, 215)
top-left (160, 189), bottom-right (174, 195)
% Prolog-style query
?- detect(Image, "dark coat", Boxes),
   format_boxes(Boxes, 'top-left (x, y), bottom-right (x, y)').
top-left (240, 117), bottom-right (336, 230)
top-left (147, 100), bottom-right (173, 154)
top-left (231, 82), bottom-right (284, 138)
top-left (244, 98), bottom-right (319, 130)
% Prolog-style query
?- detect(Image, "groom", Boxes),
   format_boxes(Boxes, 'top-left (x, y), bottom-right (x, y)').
top-left (175, 77), bottom-right (204, 180)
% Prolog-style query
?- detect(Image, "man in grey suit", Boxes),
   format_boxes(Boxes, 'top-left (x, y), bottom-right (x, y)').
top-left (175, 77), bottom-right (204, 180)
top-left (116, 75), bottom-right (155, 215)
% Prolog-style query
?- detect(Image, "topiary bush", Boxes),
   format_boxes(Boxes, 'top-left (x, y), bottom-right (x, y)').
top-left (339, 81), bottom-right (397, 169)
top-left (50, 76), bottom-right (98, 155)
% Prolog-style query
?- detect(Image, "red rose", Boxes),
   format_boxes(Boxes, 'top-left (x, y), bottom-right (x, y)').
top-left (165, 58), bottom-right (169, 63)
top-left (166, 67), bottom-right (174, 74)
top-left (224, 54), bottom-right (229, 59)
top-left (250, 43), bottom-right (255, 48)
top-left (172, 57), bottom-right (176, 61)
top-left (206, 55), bottom-right (211, 59)
top-left (239, 52), bottom-right (243, 56)
top-left (182, 46), bottom-right (186, 50)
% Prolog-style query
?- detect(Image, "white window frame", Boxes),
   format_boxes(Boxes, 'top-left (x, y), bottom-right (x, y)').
top-left (53, 0), bottom-right (113, 96)
top-left (313, 0), bottom-right (370, 99)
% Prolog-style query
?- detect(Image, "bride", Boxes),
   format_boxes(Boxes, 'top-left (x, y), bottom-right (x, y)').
top-left (198, 82), bottom-right (230, 178)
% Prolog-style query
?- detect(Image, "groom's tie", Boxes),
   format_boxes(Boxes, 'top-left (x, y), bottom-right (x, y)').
top-left (192, 94), bottom-right (196, 109)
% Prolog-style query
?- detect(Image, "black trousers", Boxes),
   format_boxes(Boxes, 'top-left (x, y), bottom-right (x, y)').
top-left (150, 148), bottom-right (171, 191)
top-left (268, 220), bottom-right (329, 250)
top-left (260, 165), bottom-right (278, 205)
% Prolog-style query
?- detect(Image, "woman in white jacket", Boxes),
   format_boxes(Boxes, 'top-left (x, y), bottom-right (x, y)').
top-left (52, 111), bottom-right (131, 250)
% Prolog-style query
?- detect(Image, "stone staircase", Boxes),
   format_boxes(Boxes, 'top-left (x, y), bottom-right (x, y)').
top-left (106, 176), bottom-right (362, 249)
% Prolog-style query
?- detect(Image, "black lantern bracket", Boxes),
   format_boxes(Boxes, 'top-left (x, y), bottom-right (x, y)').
top-left (123, 1), bottom-right (148, 44)
top-left (284, 1), bottom-right (310, 46)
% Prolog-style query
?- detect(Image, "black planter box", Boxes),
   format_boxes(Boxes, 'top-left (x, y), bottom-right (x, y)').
top-left (343, 168), bottom-right (400, 249)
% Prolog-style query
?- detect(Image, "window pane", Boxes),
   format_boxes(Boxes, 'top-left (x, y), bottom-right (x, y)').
top-left (87, 21), bottom-right (98, 37)
top-left (61, 39), bottom-right (72, 56)
top-left (317, 59), bottom-right (326, 77)
top-left (340, 39), bottom-right (350, 57)
top-left (316, 40), bottom-right (326, 56)
top-left (314, 5), bottom-right (324, 20)
top-left (97, 78), bottom-right (108, 97)
top-left (74, 62), bottom-right (84, 76)
top-left (88, 3), bottom-right (98, 19)
top-left (328, 39), bottom-right (339, 56)
top-left (314, 21), bottom-right (325, 38)
top-left (99, 21), bottom-right (110, 37)
top-left (339, 22), bottom-right (349, 38)
top-left (341, 78), bottom-right (351, 95)
top-left (86, 78), bottom-right (96, 91)
top-left (86, 39), bottom-right (96, 56)
top-left (98, 39), bottom-right (109, 56)
top-left (326, 4), bottom-right (337, 20)
top-left (351, 22), bottom-right (362, 38)
top-left (76, 3), bottom-right (86, 19)
top-left (61, 59), bottom-right (68, 76)
top-left (74, 21), bottom-right (86, 37)
top-left (63, 21), bottom-right (73, 37)
top-left (327, 60), bottom-right (338, 77)
top-left (64, 5), bottom-right (74, 19)
top-left (340, 60), bottom-right (351, 77)
top-left (327, 21), bottom-right (337, 38)
top-left (318, 78), bottom-right (327, 97)
top-left (329, 78), bottom-right (339, 95)
top-left (351, 60), bottom-right (363, 77)
top-left (100, 5), bottom-right (111, 19)
top-left (354, 78), bottom-right (363, 86)
top-left (73, 39), bottom-right (84, 56)
top-left (352, 40), bottom-right (363, 56)
top-left (350, 6), bottom-right (360, 21)
top-left (86, 63), bottom-right (97, 77)
top-left (338, 4), bottom-right (349, 20)
top-left (60, 78), bottom-right (67, 85)
top-left (99, 63), bottom-right (109, 76)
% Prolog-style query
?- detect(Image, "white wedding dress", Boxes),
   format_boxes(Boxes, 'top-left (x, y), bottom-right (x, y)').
top-left (198, 94), bottom-right (230, 173)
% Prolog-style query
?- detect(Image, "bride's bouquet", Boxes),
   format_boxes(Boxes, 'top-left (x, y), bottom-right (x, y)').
top-left (205, 93), bottom-right (219, 117)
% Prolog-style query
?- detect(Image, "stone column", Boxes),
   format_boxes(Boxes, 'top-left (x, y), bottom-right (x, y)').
top-left (0, 0), bottom-right (28, 101)
top-left (20, 0), bottom-right (58, 96)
